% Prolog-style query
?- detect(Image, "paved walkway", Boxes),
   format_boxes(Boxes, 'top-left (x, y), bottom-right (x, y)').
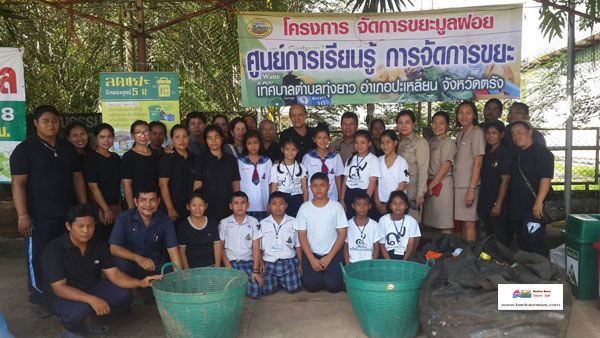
top-left (1, 257), bottom-right (599, 338)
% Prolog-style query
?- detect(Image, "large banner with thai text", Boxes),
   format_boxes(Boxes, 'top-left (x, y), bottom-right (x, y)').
top-left (238, 4), bottom-right (522, 107)
top-left (0, 48), bottom-right (26, 183)
top-left (100, 72), bottom-right (179, 155)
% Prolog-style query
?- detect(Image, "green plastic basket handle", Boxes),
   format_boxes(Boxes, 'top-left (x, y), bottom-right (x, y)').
top-left (160, 262), bottom-right (180, 275)
top-left (340, 263), bottom-right (347, 278)
top-left (224, 277), bottom-right (244, 292)
top-left (426, 257), bottom-right (436, 267)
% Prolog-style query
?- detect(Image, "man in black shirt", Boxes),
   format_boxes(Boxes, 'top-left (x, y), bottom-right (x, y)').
top-left (42, 204), bottom-right (161, 337)
top-left (259, 119), bottom-right (282, 162)
top-left (185, 111), bottom-right (207, 156)
top-left (10, 105), bottom-right (87, 314)
top-left (509, 120), bottom-right (554, 256)
top-left (279, 104), bottom-right (315, 161)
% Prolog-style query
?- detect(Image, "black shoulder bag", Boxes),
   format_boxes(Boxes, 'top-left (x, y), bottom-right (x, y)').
top-left (517, 154), bottom-right (566, 223)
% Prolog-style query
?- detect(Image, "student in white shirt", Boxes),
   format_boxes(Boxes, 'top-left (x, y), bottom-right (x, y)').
top-left (260, 192), bottom-right (302, 295)
top-left (295, 172), bottom-right (348, 293)
top-left (341, 130), bottom-right (381, 219)
top-left (238, 130), bottom-right (271, 221)
top-left (379, 190), bottom-right (421, 260)
top-left (302, 124), bottom-right (344, 201)
top-left (375, 130), bottom-right (410, 215)
top-left (269, 138), bottom-right (308, 217)
top-left (344, 192), bottom-right (382, 264)
top-left (218, 191), bottom-right (263, 298)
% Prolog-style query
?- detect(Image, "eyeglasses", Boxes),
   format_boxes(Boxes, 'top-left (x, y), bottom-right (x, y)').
top-left (134, 130), bottom-right (150, 136)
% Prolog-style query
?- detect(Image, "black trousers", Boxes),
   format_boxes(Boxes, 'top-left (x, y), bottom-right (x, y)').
top-left (479, 206), bottom-right (513, 247)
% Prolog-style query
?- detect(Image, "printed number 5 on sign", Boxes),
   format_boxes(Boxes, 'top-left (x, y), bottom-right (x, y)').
top-left (1, 107), bottom-right (14, 122)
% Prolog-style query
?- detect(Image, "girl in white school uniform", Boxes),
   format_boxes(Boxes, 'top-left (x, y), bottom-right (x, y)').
top-left (238, 130), bottom-right (272, 220)
top-left (302, 124), bottom-right (344, 201)
top-left (379, 190), bottom-right (421, 260)
top-left (270, 138), bottom-right (308, 217)
top-left (374, 130), bottom-right (410, 215)
top-left (340, 130), bottom-right (381, 220)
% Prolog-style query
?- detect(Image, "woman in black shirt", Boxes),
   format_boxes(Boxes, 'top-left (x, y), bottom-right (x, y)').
top-left (121, 120), bottom-right (158, 209)
top-left (65, 121), bottom-right (91, 168)
top-left (178, 191), bottom-right (222, 268)
top-left (478, 121), bottom-right (512, 246)
top-left (158, 125), bottom-right (197, 225)
top-left (194, 125), bottom-right (241, 221)
top-left (85, 123), bottom-right (122, 241)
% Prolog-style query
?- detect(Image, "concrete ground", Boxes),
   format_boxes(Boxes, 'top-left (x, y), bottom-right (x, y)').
top-left (1, 256), bottom-right (600, 338)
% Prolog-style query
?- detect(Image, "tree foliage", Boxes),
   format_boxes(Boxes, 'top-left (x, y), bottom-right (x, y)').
top-left (538, 0), bottom-right (600, 40)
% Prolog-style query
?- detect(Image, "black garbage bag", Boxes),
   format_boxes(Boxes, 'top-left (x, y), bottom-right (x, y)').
top-left (419, 235), bottom-right (572, 338)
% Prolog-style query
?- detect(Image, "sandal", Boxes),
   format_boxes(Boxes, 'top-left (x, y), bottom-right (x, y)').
top-left (84, 322), bottom-right (109, 335)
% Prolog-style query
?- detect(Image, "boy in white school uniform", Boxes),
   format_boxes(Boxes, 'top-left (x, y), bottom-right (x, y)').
top-left (260, 192), bottom-right (302, 295)
top-left (344, 192), bottom-right (382, 264)
top-left (295, 172), bottom-right (348, 293)
top-left (219, 191), bottom-right (263, 298)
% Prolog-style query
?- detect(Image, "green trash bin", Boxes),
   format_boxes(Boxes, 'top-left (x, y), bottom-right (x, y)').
top-left (561, 214), bottom-right (600, 300)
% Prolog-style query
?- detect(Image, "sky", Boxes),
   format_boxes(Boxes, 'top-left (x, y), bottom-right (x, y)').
top-left (403, 0), bottom-right (598, 61)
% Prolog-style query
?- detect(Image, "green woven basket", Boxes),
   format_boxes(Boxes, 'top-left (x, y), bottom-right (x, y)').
top-left (152, 263), bottom-right (248, 338)
top-left (341, 259), bottom-right (432, 338)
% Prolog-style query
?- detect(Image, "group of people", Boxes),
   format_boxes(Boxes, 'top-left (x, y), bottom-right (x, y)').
top-left (9, 100), bottom-right (554, 337)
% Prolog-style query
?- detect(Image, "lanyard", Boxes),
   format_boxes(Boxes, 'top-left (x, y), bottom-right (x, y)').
top-left (353, 217), bottom-right (367, 236)
top-left (272, 220), bottom-right (285, 238)
top-left (392, 215), bottom-right (405, 238)
top-left (40, 139), bottom-right (58, 157)
top-left (284, 161), bottom-right (296, 180)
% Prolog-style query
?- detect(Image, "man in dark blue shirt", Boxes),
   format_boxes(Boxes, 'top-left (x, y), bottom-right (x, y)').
top-left (42, 204), bottom-right (161, 337)
top-left (109, 188), bottom-right (182, 303)
top-left (10, 105), bottom-right (87, 315)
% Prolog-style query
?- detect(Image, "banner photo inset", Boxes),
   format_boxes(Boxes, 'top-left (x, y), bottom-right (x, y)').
top-left (100, 72), bottom-right (179, 155)
top-left (238, 4), bottom-right (522, 107)
top-left (0, 48), bottom-right (26, 183)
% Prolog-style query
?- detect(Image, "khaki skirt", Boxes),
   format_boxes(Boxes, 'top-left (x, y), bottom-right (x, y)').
top-left (454, 187), bottom-right (480, 222)
top-left (423, 176), bottom-right (454, 229)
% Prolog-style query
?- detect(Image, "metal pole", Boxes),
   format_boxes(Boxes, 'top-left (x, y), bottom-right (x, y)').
top-left (565, 0), bottom-right (575, 215)
top-left (136, 0), bottom-right (147, 71)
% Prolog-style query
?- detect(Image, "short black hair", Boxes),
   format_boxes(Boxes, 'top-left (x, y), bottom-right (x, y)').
top-left (149, 121), bottom-right (167, 135)
top-left (455, 100), bottom-right (479, 127)
top-left (352, 191), bottom-right (371, 205)
top-left (396, 110), bottom-right (416, 123)
top-left (484, 120), bottom-right (506, 133)
top-left (185, 111), bottom-right (207, 127)
top-left (65, 121), bottom-right (87, 138)
top-left (369, 118), bottom-right (385, 131)
top-left (279, 137), bottom-right (299, 150)
top-left (380, 129), bottom-right (398, 144)
top-left (242, 129), bottom-right (262, 156)
top-left (134, 187), bottom-right (159, 199)
top-left (66, 203), bottom-right (97, 225)
top-left (388, 190), bottom-right (410, 215)
top-left (313, 123), bottom-right (330, 137)
top-left (341, 112), bottom-right (359, 125)
top-left (510, 102), bottom-right (530, 115)
top-left (187, 189), bottom-right (207, 204)
top-left (203, 124), bottom-right (224, 142)
top-left (33, 105), bottom-right (59, 121)
top-left (268, 191), bottom-right (287, 204)
top-left (354, 130), bottom-right (371, 142)
top-left (170, 124), bottom-right (188, 138)
top-left (485, 98), bottom-right (503, 112)
top-left (130, 120), bottom-right (149, 134)
top-left (228, 117), bottom-right (247, 141)
top-left (213, 114), bottom-right (229, 125)
top-left (94, 123), bottom-right (114, 137)
top-left (310, 172), bottom-right (329, 184)
top-left (231, 190), bottom-right (249, 202)
top-left (510, 120), bottom-right (532, 131)
top-left (432, 111), bottom-right (450, 125)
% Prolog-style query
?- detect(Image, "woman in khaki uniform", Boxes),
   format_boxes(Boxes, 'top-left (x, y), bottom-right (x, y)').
top-left (423, 111), bottom-right (457, 232)
top-left (396, 110), bottom-right (430, 223)
top-left (454, 101), bottom-right (485, 241)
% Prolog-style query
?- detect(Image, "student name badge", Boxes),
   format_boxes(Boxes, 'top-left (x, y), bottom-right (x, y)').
top-left (272, 238), bottom-right (283, 252)
top-left (394, 244), bottom-right (406, 256)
